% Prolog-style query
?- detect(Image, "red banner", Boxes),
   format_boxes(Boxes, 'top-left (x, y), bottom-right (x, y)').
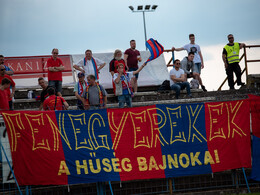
top-left (0, 98), bottom-right (254, 185)
top-left (205, 100), bottom-right (251, 172)
top-left (4, 55), bottom-right (72, 79)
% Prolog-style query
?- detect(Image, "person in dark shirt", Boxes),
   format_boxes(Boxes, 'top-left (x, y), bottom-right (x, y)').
top-left (38, 77), bottom-right (50, 110)
top-left (124, 40), bottom-right (142, 94)
top-left (109, 49), bottom-right (128, 76)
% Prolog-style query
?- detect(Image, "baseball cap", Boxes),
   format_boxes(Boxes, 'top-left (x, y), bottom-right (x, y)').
top-left (78, 72), bottom-right (85, 78)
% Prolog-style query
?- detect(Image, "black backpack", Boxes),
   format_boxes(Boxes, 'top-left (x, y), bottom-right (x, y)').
top-left (158, 80), bottom-right (171, 91)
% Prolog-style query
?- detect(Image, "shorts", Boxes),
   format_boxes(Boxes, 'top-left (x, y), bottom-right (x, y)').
top-left (187, 73), bottom-right (193, 78)
top-left (48, 80), bottom-right (62, 93)
top-left (128, 67), bottom-right (139, 79)
top-left (193, 63), bottom-right (201, 74)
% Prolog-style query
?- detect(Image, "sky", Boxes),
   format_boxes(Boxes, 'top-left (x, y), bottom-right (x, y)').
top-left (0, 0), bottom-right (260, 90)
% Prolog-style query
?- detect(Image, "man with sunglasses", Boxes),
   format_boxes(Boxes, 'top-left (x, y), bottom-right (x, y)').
top-left (170, 60), bottom-right (192, 99)
top-left (47, 48), bottom-right (64, 96)
top-left (0, 65), bottom-right (16, 110)
top-left (222, 34), bottom-right (245, 89)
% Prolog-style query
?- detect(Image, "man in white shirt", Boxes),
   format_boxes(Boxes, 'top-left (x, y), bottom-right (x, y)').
top-left (73, 49), bottom-right (106, 82)
top-left (170, 59), bottom-right (192, 99)
top-left (172, 34), bottom-right (204, 76)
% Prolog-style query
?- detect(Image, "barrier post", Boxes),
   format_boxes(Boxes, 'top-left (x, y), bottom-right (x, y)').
top-left (172, 51), bottom-right (175, 63)
top-left (168, 178), bottom-right (173, 195)
top-left (108, 181), bottom-right (114, 195)
top-left (242, 168), bottom-right (251, 193)
top-left (231, 169), bottom-right (239, 193)
top-left (26, 186), bottom-right (29, 195)
top-left (96, 182), bottom-right (106, 195)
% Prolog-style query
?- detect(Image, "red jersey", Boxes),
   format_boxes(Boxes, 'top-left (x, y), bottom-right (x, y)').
top-left (0, 74), bottom-right (15, 101)
top-left (47, 57), bottom-right (63, 81)
top-left (43, 95), bottom-right (66, 110)
top-left (0, 89), bottom-right (9, 110)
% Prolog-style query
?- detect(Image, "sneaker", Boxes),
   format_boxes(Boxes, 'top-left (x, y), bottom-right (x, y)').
top-left (237, 82), bottom-right (245, 86)
top-left (188, 94), bottom-right (193, 98)
top-left (201, 85), bottom-right (207, 92)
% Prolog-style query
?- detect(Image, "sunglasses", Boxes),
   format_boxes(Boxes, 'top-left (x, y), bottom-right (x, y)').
top-left (228, 37), bottom-right (234, 40)
top-left (0, 68), bottom-right (6, 71)
top-left (175, 63), bottom-right (181, 65)
top-left (53, 53), bottom-right (59, 54)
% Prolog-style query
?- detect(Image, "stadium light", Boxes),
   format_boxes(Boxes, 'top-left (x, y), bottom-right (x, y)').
top-left (128, 5), bottom-right (158, 50)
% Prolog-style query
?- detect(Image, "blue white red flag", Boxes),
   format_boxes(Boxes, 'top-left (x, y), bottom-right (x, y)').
top-left (145, 38), bottom-right (164, 64)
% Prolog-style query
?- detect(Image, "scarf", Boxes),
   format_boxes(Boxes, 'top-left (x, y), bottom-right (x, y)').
top-left (78, 81), bottom-right (87, 96)
top-left (84, 57), bottom-right (99, 80)
top-left (85, 82), bottom-right (104, 106)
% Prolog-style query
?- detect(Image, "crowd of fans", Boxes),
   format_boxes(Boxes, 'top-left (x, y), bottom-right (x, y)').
top-left (0, 34), bottom-right (245, 110)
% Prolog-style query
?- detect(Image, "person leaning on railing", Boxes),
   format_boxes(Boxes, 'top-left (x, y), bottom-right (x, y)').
top-left (222, 34), bottom-right (245, 90)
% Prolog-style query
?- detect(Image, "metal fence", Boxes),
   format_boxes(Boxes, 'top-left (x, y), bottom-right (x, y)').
top-left (0, 171), bottom-right (259, 194)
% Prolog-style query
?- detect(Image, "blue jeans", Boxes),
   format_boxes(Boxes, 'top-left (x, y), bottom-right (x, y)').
top-left (171, 82), bottom-right (191, 99)
top-left (118, 94), bottom-right (132, 108)
top-left (48, 80), bottom-right (62, 93)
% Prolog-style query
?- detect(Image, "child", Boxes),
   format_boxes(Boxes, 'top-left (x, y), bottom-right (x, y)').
top-left (113, 63), bottom-right (146, 108)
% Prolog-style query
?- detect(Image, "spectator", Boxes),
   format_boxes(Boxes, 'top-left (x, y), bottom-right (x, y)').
top-left (83, 74), bottom-right (107, 110)
top-left (0, 55), bottom-right (14, 76)
top-left (43, 87), bottom-right (69, 110)
top-left (73, 50), bottom-right (106, 82)
top-left (109, 49), bottom-right (128, 77)
top-left (47, 48), bottom-right (64, 97)
top-left (222, 34), bottom-right (245, 89)
top-left (170, 59), bottom-right (192, 99)
top-left (124, 40), bottom-right (142, 94)
top-left (172, 34), bottom-right (204, 76)
top-left (181, 52), bottom-right (207, 91)
top-left (38, 77), bottom-right (50, 110)
top-left (74, 72), bottom-right (87, 110)
top-left (113, 63), bottom-right (146, 108)
top-left (109, 49), bottom-right (128, 95)
top-left (0, 65), bottom-right (15, 110)
top-left (0, 78), bottom-right (11, 110)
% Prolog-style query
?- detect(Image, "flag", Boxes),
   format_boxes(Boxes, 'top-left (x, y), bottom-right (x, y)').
top-left (145, 38), bottom-right (164, 64)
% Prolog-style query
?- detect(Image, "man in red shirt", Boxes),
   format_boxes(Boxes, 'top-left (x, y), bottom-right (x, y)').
top-left (43, 87), bottom-right (69, 110)
top-left (0, 78), bottom-right (11, 110)
top-left (0, 65), bottom-right (15, 110)
top-left (47, 48), bottom-right (64, 97)
top-left (124, 40), bottom-right (142, 94)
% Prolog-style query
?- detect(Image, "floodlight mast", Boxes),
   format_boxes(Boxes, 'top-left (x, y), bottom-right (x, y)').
top-left (128, 5), bottom-right (158, 50)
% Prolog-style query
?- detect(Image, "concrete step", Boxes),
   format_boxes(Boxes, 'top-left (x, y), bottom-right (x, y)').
top-left (12, 87), bottom-right (259, 110)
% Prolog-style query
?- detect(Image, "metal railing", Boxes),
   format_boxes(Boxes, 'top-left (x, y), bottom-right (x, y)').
top-left (163, 45), bottom-right (260, 91)
top-left (164, 49), bottom-right (175, 67)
